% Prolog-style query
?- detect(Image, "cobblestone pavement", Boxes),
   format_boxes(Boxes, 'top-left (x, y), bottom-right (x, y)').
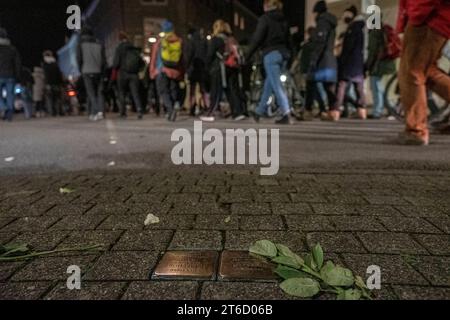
top-left (0, 169), bottom-right (449, 300)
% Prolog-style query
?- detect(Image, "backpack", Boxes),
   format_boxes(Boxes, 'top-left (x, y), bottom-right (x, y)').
top-left (382, 25), bottom-right (402, 60)
top-left (223, 36), bottom-right (243, 69)
top-left (123, 46), bottom-right (144, 73)
top-left (161, 36), bottom-right (183, 68)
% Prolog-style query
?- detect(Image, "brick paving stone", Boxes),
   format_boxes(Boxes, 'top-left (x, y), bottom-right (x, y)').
top-left (357, 205), bottom-right (403, 217)
top-left (231, 203), bottom-right (271, 215)
top-left (358, 233), bottom-right (428, 255)
top-left (201, 282), bottom-right (293, 300)
top-left (327, 196), bottom-right (368, 205)
top-left (219, 193), bottom-right (253, 203)
top-left (45, 204), bottom-right (94, 216)
top-left (365, 196), bottom-right (410, 206)
top-left (291, 194), bottom-right (328, 203)
top-left (11, 256), bottom-right (95, 281)
top-left (341, 254), bottom-right (428, 285)
top-left (34, 194), bottom-right (78, 205)
top-left (164, 194), bottom-right (200, 205)
top-left (306, 232), bottom-right (367, 254)
top-left (0, 217), bottom-right (15, 229)
top-left (406, 256), bottom-right (450, 287)
top-left (330, 216), bottom-right (386, 232)
top-left (89, 192), bottom-right (132, 204)
top-left (360, 189), bottom-right (400, 197)
top-left (285, 215), bottom-right (335, 232)
top-left (0, 282), bottom-right (52, 300)
top-left (392, 286), bottom-right (450, 300)
top-left (85, 203), bottom-right (131, 215)
top-left (123, 281), bottom-right (198, 300)
top-left (0, 232), bottom-right (17, 245)
top-left (2, 216), bottom-right (60, 233)
top-left (58, 230), bottom-right (123, 252)
top-left (170, 203), bottom-right (225, 215)
top-left (426, 216), bottom-right (450, 234)
top-left (127, 194), bottom-right (166, 204)
top-left (404, 197), bottom-right (448, 206)
top-left (149, 185), bottom-right (182, 193)
top-left (312, 204), bottom-right (359, 216)
top-left (112, 230), bottom-right (172, 251)
top-left (378, 217), bottom-right (442, 234)
top-left (195, 215), bottom-right (239, 230)
top-left (182, 185), bottom-right (214, 194)
top-left (413, 234), bottom-right (450, 256)
top-left (50, 215), bottom-right (108, 231)
top-left (240, 216), bottom-right (285, 231)
top-left (8, 231), bottom-right (68, 251)
top-left (128, 203), bottom-right (172, 215)
top-left (169, 230), bottom-right (223, 251)
top-left (254, 193), bottom-right (291, 203)
top-left (272, 203), bottom-right (313, 215)
top-left (0, 261), bottom-right (26, 281)
top-left (395, 206), bottom-right (447, 218)
top-left (97, 214), bottom-right (145, 231)
top-left (225, 231), bottom-right (306, 252)
top-left (264, 186), bottom-right (297, 193)
top-left (84, 251), bottom-right (159, 281)
top-left (5, 203), bottom-right (56, 217)
top-left (44, 282), bottom-right (126, 300)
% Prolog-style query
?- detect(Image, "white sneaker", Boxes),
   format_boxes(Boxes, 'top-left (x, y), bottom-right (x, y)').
top-left (200, 116), bottom-right (215, 122)
top-left (89, 115), bottom-right (96, 121)
top-left (234, 115), bottom-right (247, 121)
top-left (95, 112), bottom-right (104, 121)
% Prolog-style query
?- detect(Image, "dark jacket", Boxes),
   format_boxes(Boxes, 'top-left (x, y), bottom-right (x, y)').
top-left (246, 9), bottom-right (289, 60)
top-left (339, 17), bottom-right (366, 80)
top-left (298, 40), bottom-right (314, 74)
top-left (113, 40), bottom-right (139, 74)
top-left (309, 12), bottom-right (338, 75)
top-left (42, 60), bottom-right (63, 86)
top-left (77, 34), bottom-right (106, 75)
top-left (206, 34), bottom-right (226, 75)
top-left (186, 31), bottom-right (207, 73)
top-left (0, 37), bottom-right (21, 80)
top-left (366, 28), bottom-right (396, 77)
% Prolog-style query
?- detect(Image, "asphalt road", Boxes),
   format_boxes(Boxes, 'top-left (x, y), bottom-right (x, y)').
top-left (1, 114), bottom-right (450, 175)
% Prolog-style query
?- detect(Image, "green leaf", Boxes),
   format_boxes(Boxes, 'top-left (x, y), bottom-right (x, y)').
top-left (338, 289), bottom-right (362, 301)
top-left (249, 240), bottom-right (277, 258)
top-left (2, 244), bottom-right (32, 257)
top-left (272, 256), bottom-right (302, 269)
top-left (275, 265), bottom-right (309, 280)
top-left (304, 254), bottom-right (318, 271)
top-left (320, 261), bottom-right (354, 287)
top-left (280, 278), bottom-right (321, 298)
top-left (0, 244), bottom-right (6, 255)
top-left (276, 243), bottom-right (305, 265)
top-left (312, 244), bottom-right (324, 270)
top-left (355, 276), bottom-right (368, 290)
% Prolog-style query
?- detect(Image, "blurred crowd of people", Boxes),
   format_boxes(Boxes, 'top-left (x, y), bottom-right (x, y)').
top-left (0, 0), bottom-right (449, 145)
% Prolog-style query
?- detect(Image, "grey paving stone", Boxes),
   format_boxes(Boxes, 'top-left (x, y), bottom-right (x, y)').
top-left (219, 193), bottom-right (253, 203)
top-left (50, 215), bottom-right (108, 231)
top-left (127, 194), bottom-right (166, 204)
top-left (123, 281), bottom-right (198, 300)
top-left (341, 254), bottom-right (428, 286)
top-left (44, 282), bottom-right (126, 300)
top-left (378, 217), bottom-right (442, 234)
top-left (312, 204), bottom-right (359, 216)
top-left (395, 206), bottom-right (447, 218)
top-left (357, 205), bottom-right (403, 217)
top-left (195, 215), bottom-right (239, 230)
top-left (170, 203), bottom-right (225, 215)
top-left (0, 232), bottom-right (17, 245)
top-left (201, 282), bottom-right (293, 300)
top-left (11, 256), bottom-right (95, 281)
top-left (169, 230), bottom-right (223, 251)
top-left (231, 203), bottom-right (271, 215)
top-left (45, 204), bottom-right (94, 216)
top-left (358, 233), bottom-right (428, 255)
top-left (150, 185), bottom-right (183, 193)
top-left (426, 216), bottom-right (450, 234)
top-left (225, 231), bottom-right (306, 252)
top-left (89, 192), bottom-right (132, 204)
top-left (285, 215), bottom-right (335, 232)
top-left (58, 230), bottom-right (123, 252)
top-left (264, 186), bottom-right (297, 193)
top-left (406, 256), bottom-right (450, 287)
top-left (365, 196), bottom-right (410, 206)
top-left (0, 282), bottom-right (52, 300)
top-left (7, 231), bottom-right (68, 251)
top-left (6, 203), bottom-right (55, 217)
top-left (97, 214), bottom-right (146, 231)
top-left (291, 194), bottom-right (328, 203)
top-left (84, 251), bottom-right (159, 281)
top-left (404, 197), bottom-right (447, 207)
top-left (164, 194), bottom-right (200, 205)
top-left (306, 232), bottom-right (367, 254)
top-left (0, 217), bottom-right (15, 229)
top-left (182, 185), bottom-right (214, 194)
top-left (327, 196), bottom-right (368, 205)
top-left (112, 230), bottom-right (173, 251)
top-left (2, 216), bottom-right (60, 233)
top-left (0, 261), bottom-right (26, 281)
top-left (240, 216), bottom-right (285, 231)
top-left (272, 203), bottom-right (313, 215)
top-left (392, 286), bottom-right (450, 300)
top-left (254, 193), bottom-right (291, 203)
top-left (128, 203), bottom-right (172, 215)
top-left (85, 203), bottom-right (130, 215)
top-left (330, 216), bottom-right (386, 232)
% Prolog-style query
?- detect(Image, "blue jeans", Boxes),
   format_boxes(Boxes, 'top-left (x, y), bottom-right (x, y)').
top-left (256, 51), bottom-right (290, 116)
top-left (370, 76), bottom-right (384, 117)
top-left (0, 78), bottom-right (15, 120)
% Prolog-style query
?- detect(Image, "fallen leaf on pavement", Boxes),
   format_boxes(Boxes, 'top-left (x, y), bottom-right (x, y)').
top-left (59, 187), bottom-right (75, 194)
top-left (144, 214), bottom-right (160, 226)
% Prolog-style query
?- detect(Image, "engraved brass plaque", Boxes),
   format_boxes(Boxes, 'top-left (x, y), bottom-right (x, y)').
top-left (153, 251), bottom-right (218, 280)
top-left (219, 251), bottom-right (277, 280)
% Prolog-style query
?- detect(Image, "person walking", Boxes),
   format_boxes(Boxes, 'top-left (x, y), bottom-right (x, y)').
top-left (113, 32), bottom-right (145, 119)
top-left (246, 0), bottom-right (291, 125)
top-left (395, 0), bottom-right (450, 145)
top-left (331, 6), bottom-right (367, 121)
top-left (0, 27), bottom-right (21, 122)
top-left (32, 66), bottom-right (46, 117)
top-left (42, 50), bottom-right (64, 117)
top-left (303, 1), bottom-right (338, 122)
top-left (366, 21), bottom-right (397, 119)
top-left (150, 20), bottom-right (185, 122)
top-left (77, 27), bottom-right (107, 121)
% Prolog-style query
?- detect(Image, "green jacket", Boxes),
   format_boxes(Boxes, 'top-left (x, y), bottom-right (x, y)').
top-left (366, 28), bottom-right (396, 77)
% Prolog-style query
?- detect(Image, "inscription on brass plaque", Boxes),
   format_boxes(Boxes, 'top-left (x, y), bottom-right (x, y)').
top-left (219, 251), bottom-right (276, 280)
top-left (153, 251), bottom-right (218, 280)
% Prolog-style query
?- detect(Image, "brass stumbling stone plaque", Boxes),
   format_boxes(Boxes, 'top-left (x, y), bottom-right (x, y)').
top-left (219, 251), bottom-right (277, 281)
top-left (153, 251), bottom-right (218, 280)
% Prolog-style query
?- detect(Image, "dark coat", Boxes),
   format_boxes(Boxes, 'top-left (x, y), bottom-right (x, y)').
top-left (366, 28), bottom-right (396, 77)
top-left (206, 34), bottom-right (226, 75)
top-left (42, 61), bottom-right (63, 86)
top-left (246, 9), bottom-right (289, 61)
top-left (0, 37), bottom-right (21, 80)
top-left (339, 17), bottom-right (366, 80)
top-left (309, 12), bottom-right (338, 80)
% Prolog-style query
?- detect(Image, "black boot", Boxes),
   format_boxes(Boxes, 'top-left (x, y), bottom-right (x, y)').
top-left (275, 114), bottom-right (291, 125)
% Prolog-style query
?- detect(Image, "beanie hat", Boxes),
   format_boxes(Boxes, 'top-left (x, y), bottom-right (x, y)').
top-left (161, 20), bottom-right (174, 33)
top-left (313, 1), bottom-right (327, 14)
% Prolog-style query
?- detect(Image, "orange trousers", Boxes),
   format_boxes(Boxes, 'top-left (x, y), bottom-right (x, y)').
top-left (399, 24), bottom-right (450, 140)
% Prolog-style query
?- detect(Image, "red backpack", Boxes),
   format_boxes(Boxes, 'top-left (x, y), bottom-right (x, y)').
top-left (382, 24), bottom-right (402, 60)
top-left (224, 36), bottom-right (243, 69)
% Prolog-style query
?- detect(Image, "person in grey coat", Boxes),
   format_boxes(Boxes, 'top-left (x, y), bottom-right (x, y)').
top-left (77, 27), bottom-right (107, 121)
